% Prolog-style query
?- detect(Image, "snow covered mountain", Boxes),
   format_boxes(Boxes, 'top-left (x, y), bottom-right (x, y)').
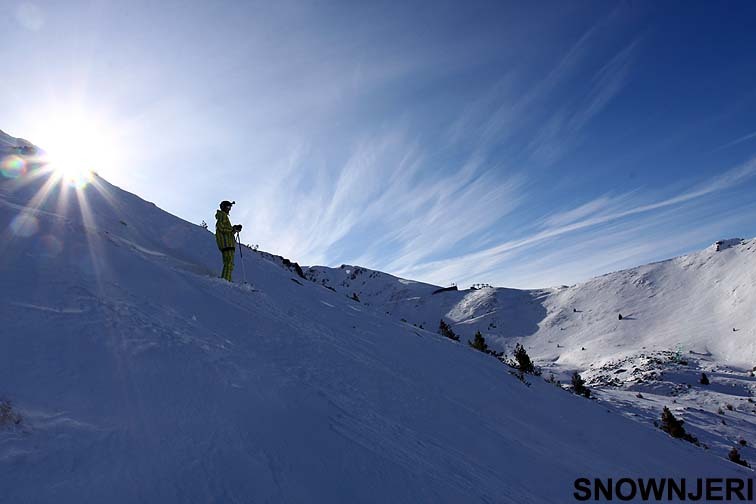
top-left (304, 264), bottom-right (549, 342)
top-left (306, 244), bottom-right (756, 368)
top-left (0, 129), bottom-right (751, 503)
top-left (305, 242), bottom-right (756, 463)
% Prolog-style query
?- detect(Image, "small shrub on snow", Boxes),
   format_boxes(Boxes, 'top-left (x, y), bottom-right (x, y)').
top-left (700, 372), bottom-right (710, 385)
top-left (0, 399), bottom-right (21, 428)
top-left (546, 373), bottom-right (561, 387)
top-left (659, 407), bottom-right (698, 445)
top-left (571, 372), bottom-right (591, 398)
top-left (728, 448), bottom-right (751, 468)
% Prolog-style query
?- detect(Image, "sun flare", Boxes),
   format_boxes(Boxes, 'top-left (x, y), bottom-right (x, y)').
top-left (32, 111), bottom-right (121, 188)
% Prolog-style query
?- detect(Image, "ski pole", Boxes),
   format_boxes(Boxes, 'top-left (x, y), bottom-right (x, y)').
top-left (236, 232), bottom-right (247, 284)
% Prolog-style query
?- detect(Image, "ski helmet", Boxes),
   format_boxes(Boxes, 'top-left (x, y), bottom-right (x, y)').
top-left (220, 200), bottom-right (235, 210)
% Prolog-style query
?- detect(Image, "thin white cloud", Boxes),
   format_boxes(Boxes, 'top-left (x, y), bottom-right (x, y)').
top-left (713, 130), bottom-right (756, 152)
top-left (542, 194), bottom-right (625, 228)
top-left (573, 38), bottom-right (640, 131)
top-left (494, 219), bottom-right (736, 289)
top-left (453, 7), bottom-right (629, 156)
top-left (238, 124), bottom-right (524, 272)
top-left (389, 156), bottom-right (756, 287)
top-left (527, 37), bottom-right (640, 164)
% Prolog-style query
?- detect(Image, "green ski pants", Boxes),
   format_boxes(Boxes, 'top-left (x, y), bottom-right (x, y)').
top-left (221, 248), bottom-right (235, 282)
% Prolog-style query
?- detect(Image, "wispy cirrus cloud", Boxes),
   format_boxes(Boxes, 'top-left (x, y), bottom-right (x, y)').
top-left (243, 127), bottom-right (523, 269)
top-left (527, 37), bottom-right (641, 165)
top-left (236, 5), bottom-right (756, 291)
top-left (713, 130), bottom-right (756, 152)
top-left (541, 193), bottom-right (632, 228)
top-left (361, 160), bottom-right (523, 272)
top-left (491, 209), bottom-right (756, 289)
top-left (447, 8), bottom-right (635, 163)
top-left (390, 156), bottom-right (756, 288)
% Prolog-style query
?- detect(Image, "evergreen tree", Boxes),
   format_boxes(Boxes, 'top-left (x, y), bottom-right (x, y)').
top-left (571, 371), bottom-right (591, 398)
top-left (468, 331), bottom-right (489, 353)
top-left (513, 343), bottom-right (535, 374)
top-left (700, 372), bottom-right (710, 385)
top-left (438, 320), bottom-right (459, 341)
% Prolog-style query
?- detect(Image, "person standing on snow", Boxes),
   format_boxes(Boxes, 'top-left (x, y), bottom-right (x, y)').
top-left (215, 200), bottom-right (242, 282)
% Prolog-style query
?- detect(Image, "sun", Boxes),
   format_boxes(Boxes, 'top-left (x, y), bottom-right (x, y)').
top-left (32, 111), bottom-right (121, 188)
top-left (49, 140), bottom-right (96, 188)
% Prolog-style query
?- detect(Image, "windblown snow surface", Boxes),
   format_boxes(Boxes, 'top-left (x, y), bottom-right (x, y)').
top-left (0, 130), bottom-right (751, 503)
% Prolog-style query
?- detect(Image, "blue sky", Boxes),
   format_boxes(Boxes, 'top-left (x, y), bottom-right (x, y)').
top-left (2, 0), bottom-right (756, 288)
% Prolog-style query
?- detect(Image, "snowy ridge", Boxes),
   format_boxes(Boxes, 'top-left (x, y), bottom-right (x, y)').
top-left (0, 130), bottom-right (751, 502)
top-left (0, 128), bottom-right (36, 151)
top-left (307, 245), bottom-right (756, 368)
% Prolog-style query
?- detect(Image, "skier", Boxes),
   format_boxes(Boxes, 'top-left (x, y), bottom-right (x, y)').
top-left (215, 200), bottom-right (243, 282)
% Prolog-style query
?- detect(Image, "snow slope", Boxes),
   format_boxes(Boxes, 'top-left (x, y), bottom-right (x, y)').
top-left (0, 131), bottom-right (750, 503)
top-left (532, 239), bottom-right (756, 369)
